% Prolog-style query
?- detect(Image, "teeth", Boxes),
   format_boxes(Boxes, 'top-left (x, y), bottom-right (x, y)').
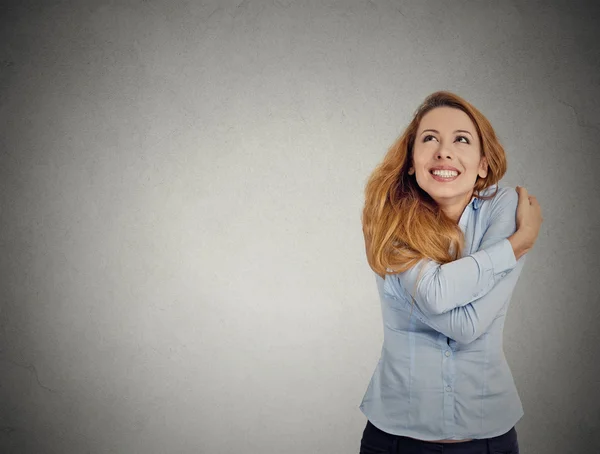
top-left (432, 170), bottom-right (458, 177)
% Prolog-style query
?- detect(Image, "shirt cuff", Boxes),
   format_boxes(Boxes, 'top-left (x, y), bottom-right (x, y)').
top-left (480, 238), bottom-right (518, 276)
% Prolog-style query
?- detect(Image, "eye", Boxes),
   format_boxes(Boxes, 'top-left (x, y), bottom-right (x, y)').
top-left (423, 135), bottom-right (437, 142)
top-left (456, 135), bottom-right (470, 144)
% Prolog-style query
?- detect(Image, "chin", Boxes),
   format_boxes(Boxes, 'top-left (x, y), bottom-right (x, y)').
top-left (422, 185), bottom-right (472, 202)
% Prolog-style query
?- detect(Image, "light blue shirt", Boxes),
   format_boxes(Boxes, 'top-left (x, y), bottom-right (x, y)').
top-left (359, 184), bottom-right (527, 440)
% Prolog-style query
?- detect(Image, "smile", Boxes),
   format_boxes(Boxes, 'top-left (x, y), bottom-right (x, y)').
top-left (430, 170), bottom-right (459, 182)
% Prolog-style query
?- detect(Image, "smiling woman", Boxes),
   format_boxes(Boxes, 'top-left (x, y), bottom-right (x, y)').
top-left (358, 91), bottom-right (543, 453)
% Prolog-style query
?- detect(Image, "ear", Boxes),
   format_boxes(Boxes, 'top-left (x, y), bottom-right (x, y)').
top-left (478, 156), bottom-right (488, 178)
top-left (408, 167), bottom-right (415, 175)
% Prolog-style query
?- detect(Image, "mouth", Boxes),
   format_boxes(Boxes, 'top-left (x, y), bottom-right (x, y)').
top-left (429, 169), bottom-right (460, 181)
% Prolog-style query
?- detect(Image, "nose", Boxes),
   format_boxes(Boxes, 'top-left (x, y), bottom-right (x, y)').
top-left (436, 145), bottom-right (455, 160)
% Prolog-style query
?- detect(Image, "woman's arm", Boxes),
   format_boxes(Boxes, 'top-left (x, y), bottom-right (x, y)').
top-left (379, 253), bottom-right (527, 344)
top-left (509, 185), bottom-right (542, 260)
top-left (384, 187), bottom-right (522, 316)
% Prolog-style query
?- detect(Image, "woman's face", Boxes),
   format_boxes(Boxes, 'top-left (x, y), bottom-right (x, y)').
top-left (411, 106), bottom-right (488, 209)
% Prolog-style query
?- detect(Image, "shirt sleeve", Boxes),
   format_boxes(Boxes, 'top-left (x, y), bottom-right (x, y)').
top-left (381, 254), bottom-right (527, 344)
top-left (383, 187), bottom-right (519, 316)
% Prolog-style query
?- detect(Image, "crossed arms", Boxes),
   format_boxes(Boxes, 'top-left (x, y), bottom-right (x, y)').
top-left (382, 188), bottom-right (527, 344)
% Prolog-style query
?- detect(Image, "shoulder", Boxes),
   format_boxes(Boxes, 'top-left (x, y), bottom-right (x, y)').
top-left (478, 184), bottom-right (518, 209)
top-left (477, 184), bottom-right (518, 220)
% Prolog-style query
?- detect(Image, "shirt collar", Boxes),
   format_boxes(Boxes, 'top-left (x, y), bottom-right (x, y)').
top-left (471, 184), bottom-right (498, 210)
top-left (470, 194), bottom-right (481, 210)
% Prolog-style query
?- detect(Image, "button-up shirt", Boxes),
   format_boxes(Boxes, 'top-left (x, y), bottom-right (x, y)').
top-left (359, 184), bottom-right (527, 440)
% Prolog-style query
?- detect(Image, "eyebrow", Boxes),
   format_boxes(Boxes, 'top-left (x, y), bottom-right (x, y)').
top-left (420, 129), bottom-right (473, 137)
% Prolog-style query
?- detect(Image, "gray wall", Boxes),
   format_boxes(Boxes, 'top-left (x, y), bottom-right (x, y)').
top-left (1, 1), bottom-right (599, 453)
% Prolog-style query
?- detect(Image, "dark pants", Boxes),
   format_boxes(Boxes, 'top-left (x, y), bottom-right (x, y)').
top-left (359, 420), bottom-right (519, 453)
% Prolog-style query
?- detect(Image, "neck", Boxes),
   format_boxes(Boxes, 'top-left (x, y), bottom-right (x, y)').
top-left (442, 207), bottom-right (465, 224)
top-left (436, 192), bottom-right (474, 224)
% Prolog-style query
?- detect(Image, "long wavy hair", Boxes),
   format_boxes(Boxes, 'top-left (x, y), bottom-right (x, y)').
top-left (362, 91), bottom-right (508, 282)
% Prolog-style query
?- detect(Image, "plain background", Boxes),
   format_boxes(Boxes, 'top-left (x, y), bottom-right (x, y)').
top-left (1, 0), bottom-right (599, 453)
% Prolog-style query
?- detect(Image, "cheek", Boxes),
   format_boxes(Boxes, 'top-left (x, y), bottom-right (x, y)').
top-left (463, 154), bottom-right (483, 171)
top-left (412, 149), bottom-right (427, 166)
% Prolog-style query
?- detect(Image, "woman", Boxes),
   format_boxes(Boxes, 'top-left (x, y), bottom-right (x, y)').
top-left (358, 91), bottom-right (543, 453)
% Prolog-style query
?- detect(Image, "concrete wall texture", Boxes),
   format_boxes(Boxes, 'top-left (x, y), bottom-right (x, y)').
top-left (1, 0), bottom-right (599, 453)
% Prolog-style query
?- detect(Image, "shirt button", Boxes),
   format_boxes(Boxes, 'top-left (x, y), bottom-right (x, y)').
top-left (445, 351), bottom-right (451, 357)
top-left (445, 386), bottom-right (452, 392)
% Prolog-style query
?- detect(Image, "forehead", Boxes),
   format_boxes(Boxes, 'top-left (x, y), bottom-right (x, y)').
top-left (418, 106), bottom-right (475, 132)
